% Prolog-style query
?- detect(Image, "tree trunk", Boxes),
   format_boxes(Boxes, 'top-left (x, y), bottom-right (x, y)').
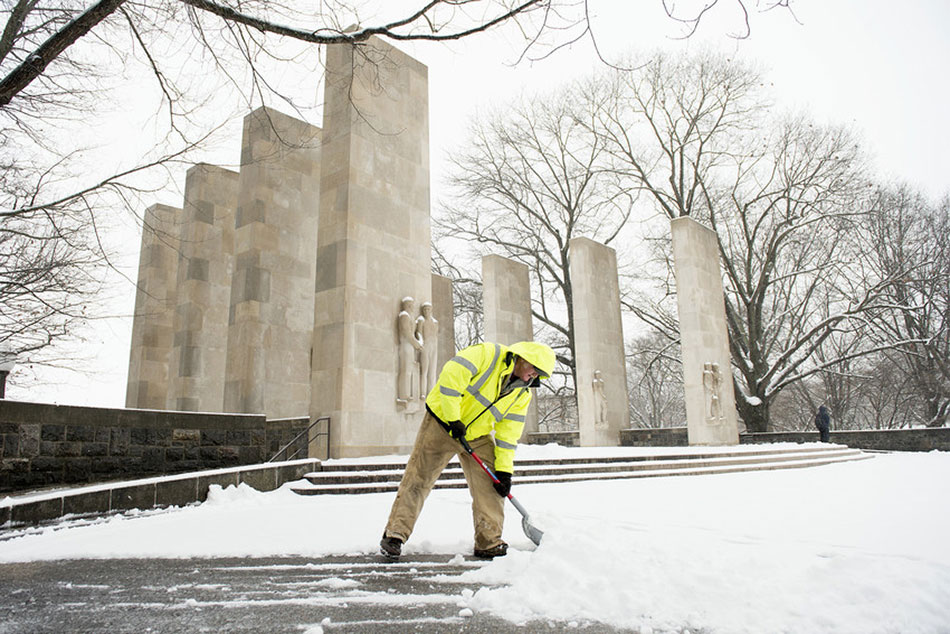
top-left (924, 396), bottom-right (950, 428)
top-left (736, 392), bottom-right (770, 433)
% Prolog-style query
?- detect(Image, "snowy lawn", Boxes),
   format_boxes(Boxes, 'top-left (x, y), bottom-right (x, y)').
top-left (2, 446), bottom-right (949, 633)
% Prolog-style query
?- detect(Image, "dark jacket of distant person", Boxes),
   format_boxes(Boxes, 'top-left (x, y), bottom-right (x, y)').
top-left (815, 405), bottom-right (831, 442)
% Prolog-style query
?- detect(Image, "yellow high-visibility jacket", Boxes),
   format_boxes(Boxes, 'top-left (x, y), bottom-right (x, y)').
top-left (425, 341), bottom-right (555, 473)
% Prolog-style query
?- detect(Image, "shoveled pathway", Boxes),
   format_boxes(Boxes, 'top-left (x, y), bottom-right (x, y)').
top-left (0, 555), bottom-right (637, 633)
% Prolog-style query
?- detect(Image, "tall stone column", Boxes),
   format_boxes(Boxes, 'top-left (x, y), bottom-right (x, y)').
top-left (569, 237), bottom-right (629, 446)
top-left (126, 204), bottom-right (181, 410)
top-left (431, 273), bottom-right (456, 372)
top-left (167, 164), bottom-right (238, 412)
top-left (224, 106), bottom-right (322, 419)
top-left (482, 254), bottom-right (539, 437)
top-left (670, 217), bottom-right (739, 445)
top-left (483, 255), bottom-right (532, 344)
top-left (310, 38), bottom-right (431, 458)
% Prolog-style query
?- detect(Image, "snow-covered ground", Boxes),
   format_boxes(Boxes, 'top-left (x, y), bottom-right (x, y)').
top-left (2, 445), bottom-right (949, 633)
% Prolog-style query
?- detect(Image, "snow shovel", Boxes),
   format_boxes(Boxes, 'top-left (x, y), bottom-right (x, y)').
top-left (457, 437), bottom-right (544, 546)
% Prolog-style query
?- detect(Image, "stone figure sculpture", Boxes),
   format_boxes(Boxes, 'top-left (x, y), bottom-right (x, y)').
top-left (702, 362), bottom-right (724, 422)
top-left (416, 302), bottom-right (439, 398)
top-left (592, 370), bottom-right (609, 428)
top-left (397, 297), bottom-right (423, 404)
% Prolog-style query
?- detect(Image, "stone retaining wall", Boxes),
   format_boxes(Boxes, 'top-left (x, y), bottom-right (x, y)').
top-left (740, 428), bottom-right (950, 452)
top-left (529, 428), bottom-right (690, 447)
top-left (0, 401), bottom-right (311, 493)
top-left (620, 427), bottom-right (689, 446)
top-left (0, 458), bottom-right (322, 528)
top-left (526, 430), bottom-right (580, 447)
top-left (530, 426), bottom-right (950, 452)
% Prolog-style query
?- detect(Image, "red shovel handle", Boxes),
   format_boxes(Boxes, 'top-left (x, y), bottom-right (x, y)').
top-left (459, 437), bottom-right (508, 496)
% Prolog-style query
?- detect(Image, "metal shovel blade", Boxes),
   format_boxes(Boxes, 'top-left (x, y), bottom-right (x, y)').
top-left (521, 514), bottom-right (544, 546)
top-left (509, 494), bottom-right (543, 546)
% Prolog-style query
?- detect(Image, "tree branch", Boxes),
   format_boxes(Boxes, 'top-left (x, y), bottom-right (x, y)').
top-left (0, 0), bottom-right (127, 107)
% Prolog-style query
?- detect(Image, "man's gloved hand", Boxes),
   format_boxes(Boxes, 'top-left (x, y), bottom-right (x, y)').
top-left (446, 420), bottom-right (467, 440)
top-left (493, 471), bottom-right (512, 497)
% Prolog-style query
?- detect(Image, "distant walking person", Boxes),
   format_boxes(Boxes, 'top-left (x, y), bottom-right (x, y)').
top-left (815, 405), bottom-right (831, 442)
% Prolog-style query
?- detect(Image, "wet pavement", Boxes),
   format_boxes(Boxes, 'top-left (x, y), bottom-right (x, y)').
top-left (0, 555), bottom-right (634, 633)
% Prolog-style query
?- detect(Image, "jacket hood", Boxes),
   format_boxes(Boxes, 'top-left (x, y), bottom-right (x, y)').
top-left (508, 341), bottom-right (555, 380)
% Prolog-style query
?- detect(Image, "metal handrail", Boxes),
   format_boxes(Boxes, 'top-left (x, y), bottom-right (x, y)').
top-left (267, 416), bottom-right (330, 462)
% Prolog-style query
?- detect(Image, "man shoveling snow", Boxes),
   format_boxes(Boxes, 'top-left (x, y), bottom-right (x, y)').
top-left (380, 340), bottom-right (555, 560)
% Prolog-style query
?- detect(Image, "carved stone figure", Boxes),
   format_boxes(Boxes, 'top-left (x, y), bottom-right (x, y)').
top-left (416, 302), bottom-right (439, 398)
top-left (397, 297), bottom-right (423, 404)
top-left (592, 369), bottom-right (609, 429)
top-left (702, 362), bottom-right (724, 422)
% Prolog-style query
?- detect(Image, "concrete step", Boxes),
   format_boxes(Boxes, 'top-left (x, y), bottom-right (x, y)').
top-left (290, 445), bottom-right (871, 496)
top-left (295, 444), bottom-right (849, 472)
top-left (294, 447), bottom-right (862, 486)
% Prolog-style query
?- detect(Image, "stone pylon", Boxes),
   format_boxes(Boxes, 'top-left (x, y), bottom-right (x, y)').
top-left (224, 106), bottom-right (322, 419)
top-left (569, 237), bottom-right (629, 446)
top-left (482, 254), bottom-right (539, 436)
top-left (126, 204), bottom-right (181, 410)
top-left (431, 273), bottom-right (456, 372)
top-left (310, 37), bottom-right (431, 459)
top-left (670, 217), bottom-right (739, 445)
top-left (166, 164), bottom-right (239, 412)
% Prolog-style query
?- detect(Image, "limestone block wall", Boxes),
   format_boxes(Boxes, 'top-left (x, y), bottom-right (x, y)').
top-left (0, 400), bottom-right (309, 493)
top-left (225, 106), bottom-right (322, 419)
top-left (482, 254), bottom-right (539, 436)
top-left (167, 164), bottom-right (239, 412)
top-left (310, 37), bottom-right (431, 458)
top-left (569, 237), bottom-right (629, 446)
top-left (670, 217), bottom-right (739, 446)
top-left (126, 204), bottom-right (181, 410)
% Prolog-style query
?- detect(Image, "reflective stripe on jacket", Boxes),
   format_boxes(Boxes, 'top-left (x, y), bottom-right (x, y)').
top-left (425, 342), bottom-right (542, 473)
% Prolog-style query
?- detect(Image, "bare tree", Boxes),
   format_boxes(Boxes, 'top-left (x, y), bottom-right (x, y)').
top-left (535, 389), bottom-right (578, 432)
top-left (591, 51), bottom-right (899, 432)
top-left (731, 180), bottom-right (950, 434)
top-left (775, 350), bottom-right (872, 432)
top-left (0, 210), bottom-right (108, 364)
top-left (859, 352), bottom-right (922, 429)
top-left (862, 186), bottom-right (950, 427)
top-left (625, 331), bottom-right (684, 428)
top-left (807, 337), bottom-right (868, 431)
top-left (432, 240), bottom-right (482, 351)
top-left (593, 49), bottom-right (766, 220)
top-left (708, 117), bottom-right (888, 432)
top-left (436, 81), bottom-right (635, 389)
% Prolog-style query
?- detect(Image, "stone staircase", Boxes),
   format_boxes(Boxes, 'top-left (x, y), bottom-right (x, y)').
top-left (290, 444), bottom-right (872, 496)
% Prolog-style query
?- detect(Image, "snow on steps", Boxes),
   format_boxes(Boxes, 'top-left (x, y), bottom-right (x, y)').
top-left (290, 444), bottom-right (871, 496)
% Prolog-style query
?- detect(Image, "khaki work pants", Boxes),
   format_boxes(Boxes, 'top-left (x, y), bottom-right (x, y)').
top-left (384, 411), bottom-right (506, 551)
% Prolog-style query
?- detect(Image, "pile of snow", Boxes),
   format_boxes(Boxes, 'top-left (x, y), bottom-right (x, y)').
top-left (2, 447), bottom-right (949, 633)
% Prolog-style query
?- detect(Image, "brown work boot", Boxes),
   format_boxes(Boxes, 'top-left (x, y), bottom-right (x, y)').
top-left (473, 541), bottom-right (508, 559)
top-left (380, 534), bottom-right (403, 559)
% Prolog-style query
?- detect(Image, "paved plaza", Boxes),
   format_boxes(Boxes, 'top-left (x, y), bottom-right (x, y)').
top-left (0, 554), bottom-right (634, 633)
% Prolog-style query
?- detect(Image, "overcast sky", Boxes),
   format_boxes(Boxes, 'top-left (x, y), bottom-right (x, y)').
top-left (10, 0), bottom-right (948, 407)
